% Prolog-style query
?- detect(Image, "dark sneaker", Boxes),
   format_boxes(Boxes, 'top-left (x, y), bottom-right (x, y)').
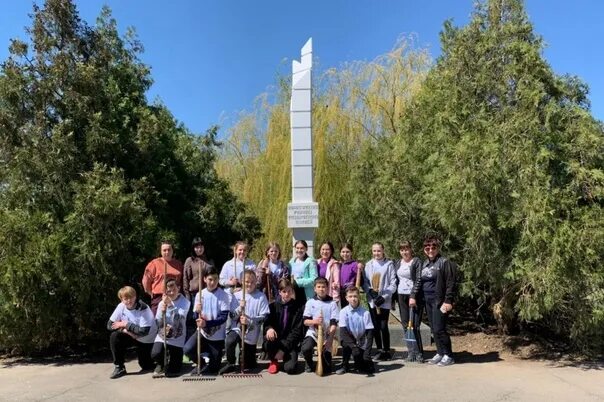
top-left (199, 364), bottom-right (213, 375)
top-left (427, 353), bottom-right (443, 365)
top-left (218, 364), bottom-right (238, 375)
top-left (335, 366), bottom-right (347, 375)
top-left (362, 363), bottom-right (375, 374)
top-left (153, 364), bottom-right (165, 375)
top-left (437, 355), bottom-right (455, 367)
top-left (110, 366), bottom-right (126, 379)
top-left (304, 363), bottom-right (314, 373)
top-left (381, 351), bottom-right (392, 361)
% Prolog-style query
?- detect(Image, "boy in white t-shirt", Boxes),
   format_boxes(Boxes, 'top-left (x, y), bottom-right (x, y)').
top-left (107, 286), bottom-right (157, 379)
top-left (151, 278), bottom-right (191, 377)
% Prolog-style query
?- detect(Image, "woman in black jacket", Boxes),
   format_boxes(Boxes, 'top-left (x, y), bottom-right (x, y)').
top-left (395, 241), bottom-right (423, 362)
top-left (410, 236), bottom-right (457, 367)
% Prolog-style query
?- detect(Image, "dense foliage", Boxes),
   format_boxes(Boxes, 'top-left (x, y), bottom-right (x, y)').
top-left (0, 0), bottom-right (260, 353)
top-left (218, 0), bottom-right (604, 352)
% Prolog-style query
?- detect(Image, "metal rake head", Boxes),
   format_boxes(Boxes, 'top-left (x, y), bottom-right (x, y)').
top-left (222, 373), bottom-right (263, 379)
top-left (182, 375), bottom-right (216, 382)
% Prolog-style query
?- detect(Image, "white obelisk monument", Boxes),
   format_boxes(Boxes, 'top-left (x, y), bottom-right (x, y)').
top-left (287, 38), bottom-right (319, 256)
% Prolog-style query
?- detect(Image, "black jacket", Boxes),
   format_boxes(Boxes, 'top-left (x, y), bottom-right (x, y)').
top-left (411, 255), bottom-right (457, 305)
top-left (263, 299), bottom-right (304, 351)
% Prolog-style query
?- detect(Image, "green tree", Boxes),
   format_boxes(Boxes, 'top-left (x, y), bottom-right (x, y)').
top-left (0, 0), bottom-right (259, 353)
top-left (379, 0), bottom-right (604, 350)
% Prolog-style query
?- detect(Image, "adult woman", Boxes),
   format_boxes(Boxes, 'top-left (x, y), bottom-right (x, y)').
top-left (288, 240), bottom-right (317, 304)
top-left (142, 240), bottom-right (184, 315)
top-left (410, 236), bottom-right (457, 366)
top-left (395, 241), bottom-right (423, 362)
top-left (183, 237), bottom-right (214, 304)
top-left (256, 242), bottom-right (290, 303)
top-left (317, 241), bottom-right (340, 303)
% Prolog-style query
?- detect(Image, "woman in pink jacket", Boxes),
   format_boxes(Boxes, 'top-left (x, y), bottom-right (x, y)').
top-left (317, 241), bottom-right (341, 303)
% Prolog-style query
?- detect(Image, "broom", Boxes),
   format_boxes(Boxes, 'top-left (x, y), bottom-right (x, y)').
top-left (371, 272), bottom-right (381, 315)
top-left (315, 312), bottom-right (324, 377)
top-left (404, 307), bottom-right (420, 362)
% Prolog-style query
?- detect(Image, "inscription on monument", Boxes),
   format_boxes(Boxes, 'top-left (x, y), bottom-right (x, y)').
top-left (287, 202), bottom-right (319, 228)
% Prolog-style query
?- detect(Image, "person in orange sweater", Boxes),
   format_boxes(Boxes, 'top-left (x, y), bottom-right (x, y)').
top-left (142, 240), bottom-right (184, 315)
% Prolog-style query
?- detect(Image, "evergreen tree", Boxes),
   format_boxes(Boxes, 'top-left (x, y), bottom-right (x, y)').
top-left (0, 0), bottom-right (259, 352)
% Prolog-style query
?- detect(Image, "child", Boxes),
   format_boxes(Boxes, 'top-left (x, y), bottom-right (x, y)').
top-left (289, 240), bottom-right (318, 304)
top-left (362, 242), bottom-right (396, 361)
top-left (220, 270), bottom-right (270, 374)
top-left (317, 241), bottom-right (340, 303)
top-left (219, 241), bottom-right (257, 295)
top-left (338, 243), bottom-right (364, 308)
top-left (183, 266), bottom-right (230, 374)
top-left (107, 286), bottom-right (157, 379)
top-left (301, 277), bottom-right (339, 374)
top-left (151, 278), bottom-right (190, 377)
top-left (256, 242), bottom-right (290, 303)
top-left (337, 287), bottom-right (374, 374)
top-left (263, 279), bottom-right (304, 374)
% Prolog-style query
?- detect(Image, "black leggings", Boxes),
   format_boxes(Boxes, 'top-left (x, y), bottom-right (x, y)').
top-left (369, 307), bottom-right (390, 351)
top-left (425, 298), bottom-right (452, 356)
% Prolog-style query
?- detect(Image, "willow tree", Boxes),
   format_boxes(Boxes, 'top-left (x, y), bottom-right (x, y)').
top-left (217, 40), bottom-right (430, 259)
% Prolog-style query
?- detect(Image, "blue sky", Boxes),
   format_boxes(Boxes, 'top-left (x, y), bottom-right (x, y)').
top-left (1, 1), bottom-right (602, 136)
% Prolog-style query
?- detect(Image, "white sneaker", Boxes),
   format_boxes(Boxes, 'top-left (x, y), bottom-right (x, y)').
top-left (437, 355), bottom-right (455, 367)
top-left (427, 354), bottom-right (443, 365)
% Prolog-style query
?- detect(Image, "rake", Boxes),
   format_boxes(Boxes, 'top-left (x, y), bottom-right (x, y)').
top-left (183, 273), bottom-right (217, 382)
top-left (153, 260), bottom-right (169, 379)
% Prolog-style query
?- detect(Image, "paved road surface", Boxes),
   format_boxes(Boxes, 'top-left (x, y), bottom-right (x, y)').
top-left (1, 348), bottom-right (602, 402)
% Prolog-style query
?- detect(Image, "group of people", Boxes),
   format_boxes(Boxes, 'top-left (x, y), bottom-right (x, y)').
top-left (107, 235), bottom-right (457, 379)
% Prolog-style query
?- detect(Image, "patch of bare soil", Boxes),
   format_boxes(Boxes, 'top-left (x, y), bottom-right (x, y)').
top-left (389, 310), bottom-right (602, 368)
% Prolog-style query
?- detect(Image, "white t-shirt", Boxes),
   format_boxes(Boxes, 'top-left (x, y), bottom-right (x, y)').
top-left (303, 297), bottom-right (339, 340)
top-left (154, 295), bottom-right (190, 348)
top-left (110, 301), bottom-right (157, 344)
top-left (397, 259), bottom-right (414, 295)
top-left (229, 289), bottom-right (270, 345)
top-left (291, 260), bottom-right (305, 279)
top-left (196, 287), bottom-right (230, 341)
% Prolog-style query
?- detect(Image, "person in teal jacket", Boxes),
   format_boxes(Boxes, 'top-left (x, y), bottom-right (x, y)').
top-left (289, 240), bottom-right (318, 304)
